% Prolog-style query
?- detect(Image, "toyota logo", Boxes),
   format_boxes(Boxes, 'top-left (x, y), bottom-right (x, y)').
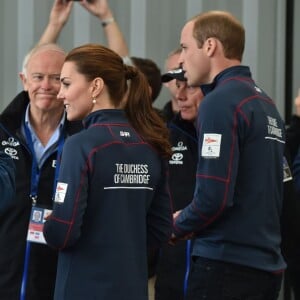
top-left (4, 147), bottom-right (17, 157)
top-left (172, 153), bottom-right (183, 161)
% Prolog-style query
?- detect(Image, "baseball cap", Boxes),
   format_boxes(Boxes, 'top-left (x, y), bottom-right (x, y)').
top-left (161, 68), bottom-right (186, 83)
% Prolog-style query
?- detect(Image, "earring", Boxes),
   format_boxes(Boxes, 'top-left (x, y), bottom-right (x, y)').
top-left (92, 97), bottom-right (96, 104)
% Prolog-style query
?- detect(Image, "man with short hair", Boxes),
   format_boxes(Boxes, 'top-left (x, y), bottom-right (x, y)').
top-left (172, 11), bottom-right (286, 300)
top-left (0, 43), bottom-right (82, 300)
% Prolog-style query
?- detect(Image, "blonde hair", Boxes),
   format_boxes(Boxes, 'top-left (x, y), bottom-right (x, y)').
top-left (21, 43), bottom-right (66, 76)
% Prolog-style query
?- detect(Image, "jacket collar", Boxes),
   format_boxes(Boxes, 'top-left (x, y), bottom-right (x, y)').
top-left (201, 65), bottom-right (252, 96)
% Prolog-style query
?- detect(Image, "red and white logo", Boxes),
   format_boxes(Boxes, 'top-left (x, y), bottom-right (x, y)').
top-left (54, 182), bottom-right (68, 203)
top-left (201, 133), bottom-right (222, 158)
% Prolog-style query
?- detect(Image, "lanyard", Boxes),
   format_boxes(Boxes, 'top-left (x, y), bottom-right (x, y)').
top-left (20, 121), bottom-right (65, 300)
top-left (23, 122), bottom-right (65, 203)
top-left (183, 240), bottom-right (192, 297)
top-left (23, 123), bottom-right (40, 205)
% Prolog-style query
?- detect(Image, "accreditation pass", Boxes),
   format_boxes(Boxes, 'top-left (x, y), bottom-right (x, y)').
top-left (27, 207), bottom-right (52, 244)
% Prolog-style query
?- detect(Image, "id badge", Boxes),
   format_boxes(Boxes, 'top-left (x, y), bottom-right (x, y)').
top-left (27, 207), bottom-right (52, 244)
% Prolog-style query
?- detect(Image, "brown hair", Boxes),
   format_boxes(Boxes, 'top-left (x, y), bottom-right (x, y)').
top-left (65, 43), bottom-right (171, 158)
top-left (192, 11), bottom-right (245, 61)
top-left (131, 56), bottom-right (162, 103)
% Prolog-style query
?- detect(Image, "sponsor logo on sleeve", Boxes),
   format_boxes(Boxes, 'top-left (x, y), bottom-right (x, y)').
top-left (54, 182), bottom-right (68, 203)
top-left (201, 133), bottom-right (222, 158)
top-left (265, 116), bottom-right (284, 144)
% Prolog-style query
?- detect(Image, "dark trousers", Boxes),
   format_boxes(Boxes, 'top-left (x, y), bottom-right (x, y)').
top-left (285, 266), bottom-right (300, 300)
top-left (186, 257), bottom-right (282, 300)
top-left (155, 287), bottom-right (184, 300)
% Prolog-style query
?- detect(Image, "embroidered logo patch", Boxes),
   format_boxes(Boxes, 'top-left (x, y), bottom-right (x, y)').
top-left (2, 137), bottom-right (20, 160)
top-left (54, 182), bottom-right (68, 203)
top-left (201, 133), bottom-right (222, 158)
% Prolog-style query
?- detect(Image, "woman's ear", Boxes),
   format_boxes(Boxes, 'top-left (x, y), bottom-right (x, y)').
top-left (91, 77), bottom-right (104, 98)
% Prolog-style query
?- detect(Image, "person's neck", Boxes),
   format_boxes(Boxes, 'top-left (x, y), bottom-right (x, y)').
top-left (29, 107), bottom-right (64, 146)
top-left (210, 59), bottom-right (241, 82)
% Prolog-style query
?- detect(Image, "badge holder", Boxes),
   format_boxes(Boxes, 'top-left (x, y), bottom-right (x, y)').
top-left (27, 206), bottom-right (52, 244)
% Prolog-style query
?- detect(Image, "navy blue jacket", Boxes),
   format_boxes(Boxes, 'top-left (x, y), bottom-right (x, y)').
top-left (155, 113), bottom-right (197, 298)
top-left (44, 109), bottom-right (172, 300)
top-left (174, 66), bottom-right (286, 272)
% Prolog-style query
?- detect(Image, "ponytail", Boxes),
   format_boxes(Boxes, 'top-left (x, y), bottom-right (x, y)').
top-left (124, 66), bottom-right (172, 158)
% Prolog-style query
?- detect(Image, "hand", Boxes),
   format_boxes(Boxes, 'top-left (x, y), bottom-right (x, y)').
top-left (43, 211), bottom-right (52, 221)
top-left (170, 209), bottom-right (195, 245)
top-left (169, 211), bottom-right (181, 245)
top-left (173, 209), bottom-right (182, 219)
top-left (80, 0), bottom-right (112, 19)
top-left (295, 89), bottom-right (300, 117)
top-left (49, 0), bottom-right (74, 27)
top-left (168, 233), bottom-right (179, 246)
top-left (38, 0), bottom-right (74, 45)
top-left (168, 231), bottom-right (195, 246)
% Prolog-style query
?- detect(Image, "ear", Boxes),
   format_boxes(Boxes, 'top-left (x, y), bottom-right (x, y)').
top-left (204, 38), bottom-right (218, 57)
top-left (90, 77), bottom-right (104, 98)
top-left (19, 72), bottom-right (28, 91)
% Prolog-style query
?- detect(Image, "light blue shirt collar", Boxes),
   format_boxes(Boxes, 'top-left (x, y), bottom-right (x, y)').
top-left (24, 104), bottom-right (65, 167)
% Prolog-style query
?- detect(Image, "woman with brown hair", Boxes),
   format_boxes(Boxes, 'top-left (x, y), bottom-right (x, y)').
top-left (43, 43), bottom-right (172, 300)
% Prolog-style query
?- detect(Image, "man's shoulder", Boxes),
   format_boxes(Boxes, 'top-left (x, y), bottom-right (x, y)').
top-left (0, 91), bottom-right (28, 128)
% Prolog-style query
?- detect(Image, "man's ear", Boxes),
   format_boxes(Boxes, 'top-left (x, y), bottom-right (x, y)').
top-left (205, 38), bottom-right (217, 57)
top-left (19, 72), bottom-right (28, 91)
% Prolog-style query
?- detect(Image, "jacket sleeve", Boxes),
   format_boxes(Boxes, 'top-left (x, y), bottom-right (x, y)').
top-left (0, 151), bottom-right (16, 214)
top-left (43, 136), bottom-right (88, 249)
top-left (173, 97), bottom-right (240, 238)
top-left (146, 159), bottom-right (173, 248)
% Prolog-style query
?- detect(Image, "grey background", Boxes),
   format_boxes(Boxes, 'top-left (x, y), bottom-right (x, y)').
top-left (0, 0), bottom-right (298, 123)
